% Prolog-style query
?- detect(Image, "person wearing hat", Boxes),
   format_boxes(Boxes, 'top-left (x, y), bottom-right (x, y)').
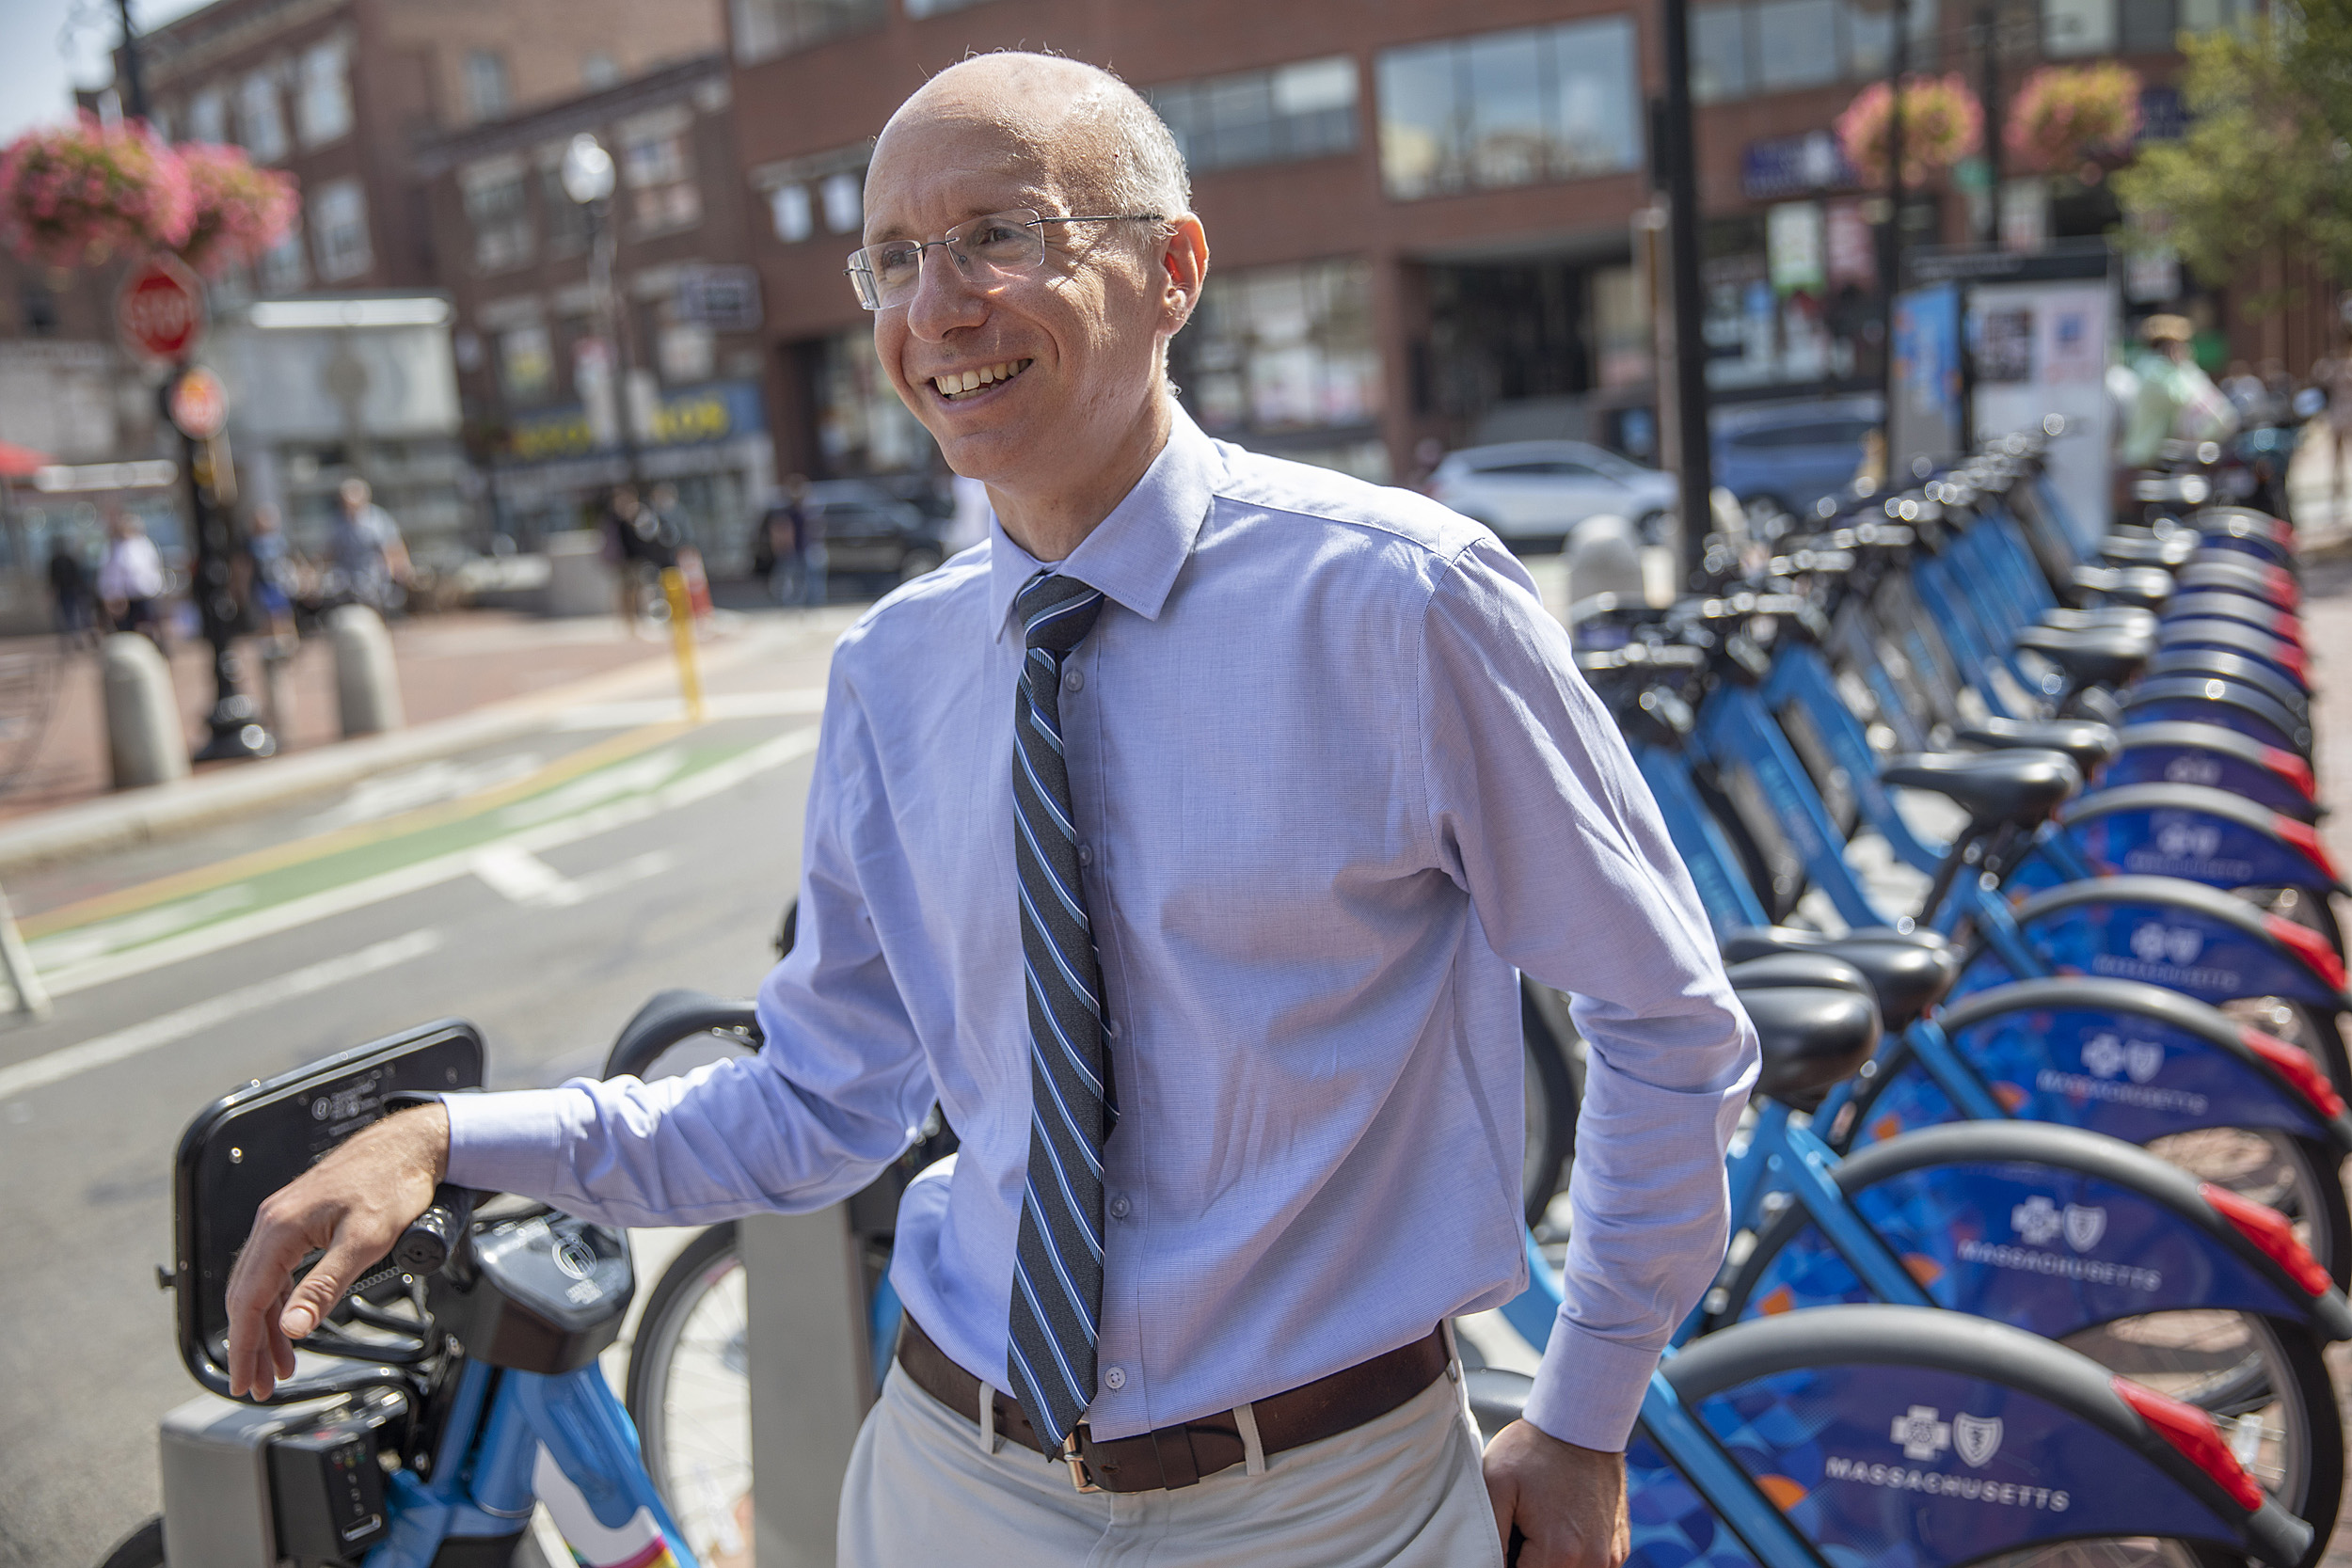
top-left (2122, 312), bottom-right (2236, 468)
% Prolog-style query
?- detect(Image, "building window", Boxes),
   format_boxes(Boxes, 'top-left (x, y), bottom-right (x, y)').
top-left (500, 325), bottom-right (553, 403)
top-left (466, 50), bottom-right (511, 121)
top-left (1147, 55), bottom-right (1357, 174)
top-left (814, 325), bottom-right (931, 473)
top-left (259, 220), bottom-right (306, 292)
top-left (463, 158), bottom-right (533, 272)
top-left (148, 105), bottom-right (175, 143)
top-left (1376, 18), bottom-right (1641, 200)
top-left (1688, 0), bottom-right (1937, 100)
top-left (188, 87), bottom-right (228, 145)
top-left (238, 70), bottom-right (289, 161)
top-left (1170, 258), bottom-right (1382, 453)
top-left (298, 40), bottom-right (352, 146)
top-left (540, 159), bottom-right (590, 253)
top-left (620, 109), bottom-right (701, 233)
top-left (771, 183), bottom-right (814, 242)
top-left (658, 320), bottom-right (716, 383)
top-left (820, 171), bottom-right (862, 233)
top-left (906, 0), bottom-right (994, 13)
top-left (310, 178), bottom-right (373, 280)
top-left (729, 0), bottom-right (882, 65)
top-left (581, 52), bottom-right (620, 89)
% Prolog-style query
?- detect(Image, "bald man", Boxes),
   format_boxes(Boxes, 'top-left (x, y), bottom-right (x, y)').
top-left (226, 53), bottom-right (1755, 1568)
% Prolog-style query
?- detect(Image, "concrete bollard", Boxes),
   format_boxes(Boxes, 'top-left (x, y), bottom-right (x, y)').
top-left (259, 642), bottom-right (296, 744)
top-left (101, 632), bottom-right (190, 789)
top-left (1565, 515), bottom-right (1646, 604)
top-left (328, 604), bottom-right (405, 737)
top-left (541, 530), bottom-right (616, 618)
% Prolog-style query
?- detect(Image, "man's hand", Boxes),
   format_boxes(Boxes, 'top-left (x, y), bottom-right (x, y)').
top-left (223, 1103), bottom-right (450, 1401)
top-left (1485, 1418), bottom-right (1630, 1568)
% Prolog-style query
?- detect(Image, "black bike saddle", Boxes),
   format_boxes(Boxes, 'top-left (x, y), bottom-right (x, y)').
top-left (2099, 531), bottom-right (2199, 569)
top-left (2039, 605), bottom-right (2159, 639)
top-left (2072, 563), bottom-right (2174, 609)
top-left (1724, 958), bottom-right (1883, 1105)
top-left (1953, 715), bottom-right (2122, 777)
top-left (1720, 927), bottom-right (1959, 1032)
top-left (1880, 749), bottom-right (2081, 829)
top-left (2013, 624), bottom-right (2156, 689)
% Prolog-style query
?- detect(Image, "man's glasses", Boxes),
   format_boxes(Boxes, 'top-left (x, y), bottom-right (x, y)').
top-left (845, 208), bottom-right (1164, 311)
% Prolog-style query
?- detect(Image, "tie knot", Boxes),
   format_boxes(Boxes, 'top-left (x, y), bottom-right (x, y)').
top-left (1018, 572), bottom-right (1106, 655)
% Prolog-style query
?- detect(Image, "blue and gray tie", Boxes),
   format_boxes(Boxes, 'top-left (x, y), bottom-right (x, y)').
top-left (1006, 569), bottom-right (1115, 1453)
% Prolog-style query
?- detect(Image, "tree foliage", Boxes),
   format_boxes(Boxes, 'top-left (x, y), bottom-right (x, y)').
top-left (2112, 2), bottom-right (2352, 297)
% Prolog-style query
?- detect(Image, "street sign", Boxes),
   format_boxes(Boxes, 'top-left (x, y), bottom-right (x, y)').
top-left (119, 255), bottom-right (207, 362)
top-left (167, 366), bottom-right (229, 440)
top-left (676, 264), bottom-right (762, 332)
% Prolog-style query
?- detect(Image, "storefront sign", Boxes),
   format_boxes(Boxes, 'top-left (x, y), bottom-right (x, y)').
top-left (1741, 131), bottom-right (1860, 202)
top-left (510, 379), bottom-right (764, 463)
top-left (675, 266), bottom-right (762, 332)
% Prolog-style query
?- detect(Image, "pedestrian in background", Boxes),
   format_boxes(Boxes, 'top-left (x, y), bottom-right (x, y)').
top-left (329, 478), bottom-right (411, 616)
top-left (760, 473), bottom-right (823, 607)
top-left (46, 531), bottom-right (95, 651)
top-left (96, 510), bottom-right (167, 653)
top-left (240, 505), bottom-right (299, 653)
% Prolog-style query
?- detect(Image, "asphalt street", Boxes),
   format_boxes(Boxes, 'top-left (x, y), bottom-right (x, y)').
top-left (0, 617), bottom-right (844, 1568)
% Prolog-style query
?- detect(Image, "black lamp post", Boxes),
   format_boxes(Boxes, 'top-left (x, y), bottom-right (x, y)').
top-left (560, 133), bottom-right (645, 492)
top-left (1660, 0), bottom-right (1717, 585)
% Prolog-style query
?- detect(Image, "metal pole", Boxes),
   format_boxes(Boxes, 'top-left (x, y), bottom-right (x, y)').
top-left (1660, 0), bottom-right (1716, 584)
top-left (115, 0), bottom-right (149, 121)
top-left (1881, 0), bottom-right (1911, 419)
top-left (168, 372), bottom-right (274, 762)
top-left (590, 201), bottom-right (646, 491)
top-left (1978, 0), bottom-right (2004, 248)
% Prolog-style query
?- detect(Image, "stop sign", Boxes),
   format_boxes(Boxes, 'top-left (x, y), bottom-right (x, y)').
top-left (118, 255), bottom-right (207, 361)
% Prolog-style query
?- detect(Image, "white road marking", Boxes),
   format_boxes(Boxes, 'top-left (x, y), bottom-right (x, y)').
top-left (499, 749), bottom-right (689, 830)
top-left (28, 727), bottom-right (822, 999)
top-left (0, 929), bottom-right (446, 1101)
top-left (27, 884), bottom-right (259, 973)
top-left (551, 689), bottom-right (826, 731)
top-left (470, 847), bottom-right (677, 909)
top-left (300, 752), bottom-right (548, 833)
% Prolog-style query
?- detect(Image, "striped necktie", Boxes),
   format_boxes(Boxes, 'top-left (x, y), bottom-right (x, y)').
top-left (1006, 569), bottom-right (1115, 1452)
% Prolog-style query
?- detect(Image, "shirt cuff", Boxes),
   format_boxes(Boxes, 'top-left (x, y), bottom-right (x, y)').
top-left (1518, 1320), bottom-right (1666, 1452)
top-left (439, 1087), bottom-right (577, 1199)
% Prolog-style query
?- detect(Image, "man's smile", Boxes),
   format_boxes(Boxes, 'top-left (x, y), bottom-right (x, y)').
top-left (930, 358), bottom-right (1035, 403)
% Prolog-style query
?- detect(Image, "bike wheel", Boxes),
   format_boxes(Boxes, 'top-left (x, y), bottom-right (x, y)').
top-left (2142, 1126), bottom-right (2352, 1291)
top-left (2060, 1312), bottom-right (2342, 1566)
top-left (1521, 978), bottom-right (1581, 1228)
top-left (95, 1516), bottom-right (164, 1568)
top-left (625, 1222), bottom-right (752, 1568)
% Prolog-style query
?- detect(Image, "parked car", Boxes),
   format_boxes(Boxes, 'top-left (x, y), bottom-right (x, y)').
top-left (1709, 396), bottom-right (1883, 518)
top-left (789, 481), bottom-right (950, 590)
top-left (1426, 440), bottom-right (1677, 548)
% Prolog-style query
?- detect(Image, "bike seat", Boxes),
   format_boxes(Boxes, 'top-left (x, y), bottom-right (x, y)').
top-left (1953, 715), bottom-right (2120, 776)
top-left (1464, 1367), bottom-right (1534, 1443)
top-left (2039, 606), bottom-right (2159, 640)
top-left (2100, 531), bottom-right (2199, 569)
top-left (604, 988), bottom-right (762, 1079)
top-left (2071, 563), bottom-right (2173, 610)
top-left (1879, 749), bottom-right (2081, 827)
top-left (2012, 624), bottom-right (2155, 689)
top-left (1721, 927), bottom-right (1959, 1032)
top-left (1724, 963), bottom-right (1884, 1105)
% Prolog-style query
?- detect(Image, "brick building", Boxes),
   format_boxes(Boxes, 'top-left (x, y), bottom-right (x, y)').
top-left (721, 0), bottom-right (2312, 489)
top-left (415, 54), bottom-right (774, 556)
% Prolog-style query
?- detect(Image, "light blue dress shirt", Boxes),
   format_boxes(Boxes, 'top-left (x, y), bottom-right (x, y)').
top-left (444, 405), bottom-right (1758, 1451)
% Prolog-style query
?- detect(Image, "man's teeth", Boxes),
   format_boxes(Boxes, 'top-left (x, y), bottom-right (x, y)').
top-left (934, 359), bottom-right (1031, 398)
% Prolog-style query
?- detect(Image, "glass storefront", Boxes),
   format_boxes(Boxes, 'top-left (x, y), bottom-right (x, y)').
top-left (1170, 258), bottom-right (1386, 479)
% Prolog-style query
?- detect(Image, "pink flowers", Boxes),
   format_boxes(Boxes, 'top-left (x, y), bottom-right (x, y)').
top-left (1836, 74), bottom-right (1985, 187)
top-left (0, 114), bottom-right (294, 275)
top-left (2008, 64), bottom-right (2143, 174)
top-left (177, 143), bottom-right (299, 277)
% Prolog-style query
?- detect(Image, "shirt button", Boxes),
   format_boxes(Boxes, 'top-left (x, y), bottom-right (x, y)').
top-left (1104, 1366), bottom-right (1126, 1390)
top-left (1076, 841), bottom-right (1093, 867)
top-left (1064, 666), bottom-right (1085, 693)
top-left (1109, 1194), bottom-right (1131, 1219)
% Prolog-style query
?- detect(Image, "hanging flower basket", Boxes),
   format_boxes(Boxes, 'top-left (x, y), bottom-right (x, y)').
top-left (176, 143), bottom-right (298, 276)
top-left (2007, 63), bottom-right (2143, 174)
top-left (1836, 74), bottom-right (1984, 187)
top-left (0, 112), bottom-right (193, 271)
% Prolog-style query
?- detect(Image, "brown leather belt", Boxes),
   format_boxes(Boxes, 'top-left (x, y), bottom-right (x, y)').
top-left (896, 1314), bottom-right (1452, 1494)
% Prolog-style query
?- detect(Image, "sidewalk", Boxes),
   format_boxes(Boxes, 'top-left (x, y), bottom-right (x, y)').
top-left (0, 594), bottom-right (854, 876)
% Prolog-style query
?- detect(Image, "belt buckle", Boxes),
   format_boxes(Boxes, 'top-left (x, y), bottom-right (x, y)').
top-left (1061, 1431), bottom-right (1103, 1494)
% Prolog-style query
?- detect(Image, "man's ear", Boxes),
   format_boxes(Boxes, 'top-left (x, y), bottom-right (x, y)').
top-left (1158, 214), bottom-right (1209, 332)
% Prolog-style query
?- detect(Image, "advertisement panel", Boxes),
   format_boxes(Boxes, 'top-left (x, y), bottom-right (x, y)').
top-left (1969, 278), bottom-right (2115, 548)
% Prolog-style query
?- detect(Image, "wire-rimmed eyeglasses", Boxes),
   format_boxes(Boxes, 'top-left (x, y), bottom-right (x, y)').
top-left (844, 208), bottom-right (1165, 311)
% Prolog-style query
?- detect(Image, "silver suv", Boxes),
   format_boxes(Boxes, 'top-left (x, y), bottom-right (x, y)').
top-left (1427, 441), bottom-right (1678, 548)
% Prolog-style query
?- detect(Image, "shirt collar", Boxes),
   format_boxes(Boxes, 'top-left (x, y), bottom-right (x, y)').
top-left (986, 404), bottom-right (1220, 642)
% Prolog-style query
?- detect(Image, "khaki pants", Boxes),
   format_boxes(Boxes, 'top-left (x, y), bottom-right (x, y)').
top-left (838, 1359), bottom-right (1506, 1567)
